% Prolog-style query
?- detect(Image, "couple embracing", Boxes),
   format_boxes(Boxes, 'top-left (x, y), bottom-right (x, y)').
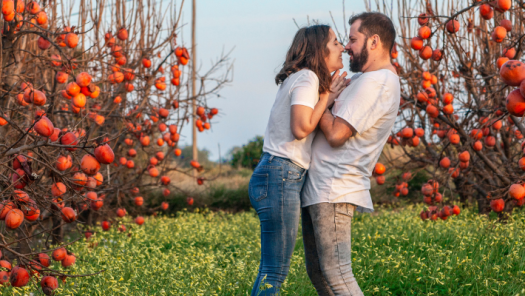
top-left (249, 12), bottom-right (400, 296)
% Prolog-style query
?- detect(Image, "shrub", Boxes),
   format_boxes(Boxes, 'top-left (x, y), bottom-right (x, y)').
top-left (231, 136), bottom-right (264, 170)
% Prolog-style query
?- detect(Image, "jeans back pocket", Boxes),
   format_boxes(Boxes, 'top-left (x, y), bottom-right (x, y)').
top-left (249, 173), bottom-right (269, 202)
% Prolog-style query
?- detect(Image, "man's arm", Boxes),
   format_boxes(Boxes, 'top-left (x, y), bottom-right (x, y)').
top-left (319, 108), bottom-right (357, 148)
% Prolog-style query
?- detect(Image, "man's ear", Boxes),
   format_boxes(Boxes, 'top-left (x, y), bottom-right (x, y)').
top-left (370, 35), bottom-right (380, 50)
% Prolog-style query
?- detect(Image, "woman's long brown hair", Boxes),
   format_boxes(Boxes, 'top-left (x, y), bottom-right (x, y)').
top-left (275, 25), bottom-right (332, 94)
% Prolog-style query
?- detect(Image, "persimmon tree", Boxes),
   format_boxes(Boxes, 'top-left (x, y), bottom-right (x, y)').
top-left (361, 0), bottom-right (525, 220)
top-left (0, 0), bottom-right (232, 292)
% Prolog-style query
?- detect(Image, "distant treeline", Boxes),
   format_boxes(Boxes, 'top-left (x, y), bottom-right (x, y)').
top-left (229, 136), bottom-right (263, 170)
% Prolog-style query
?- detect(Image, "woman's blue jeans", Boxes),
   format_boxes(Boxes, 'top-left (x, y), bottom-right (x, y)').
top-left (248, 152), bottom-right (307, 295)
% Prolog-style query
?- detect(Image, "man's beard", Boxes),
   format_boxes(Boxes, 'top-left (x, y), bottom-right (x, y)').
top-left (349, 42), bottom-right (369, 72)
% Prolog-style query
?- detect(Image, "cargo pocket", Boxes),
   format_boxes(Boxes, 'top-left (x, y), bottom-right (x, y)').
top-left (335, 203), bottom-right (354, 218)
top-left (248, 173), bottom-right (268, 202)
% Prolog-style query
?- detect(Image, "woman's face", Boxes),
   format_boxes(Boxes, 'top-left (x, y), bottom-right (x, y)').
top-left (324, 28), bottom-right (345, 73)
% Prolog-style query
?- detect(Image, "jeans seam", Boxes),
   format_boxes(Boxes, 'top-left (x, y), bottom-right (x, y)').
top-left (335, 203), bottom-right (353, 294)
top-left (279, 167), bottom-right (285, 290)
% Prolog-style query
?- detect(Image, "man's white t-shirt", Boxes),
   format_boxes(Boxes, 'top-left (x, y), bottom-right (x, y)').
top-left (262, 69), bottom-right (319, 169)
top-left (301, 69), bottom-right (400, 212)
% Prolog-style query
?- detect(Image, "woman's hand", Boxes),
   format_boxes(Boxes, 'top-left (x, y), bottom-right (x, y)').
top-left (330, 70), bottom-right (349, 98)
top-left (320, 70), bottom-right (349, 108)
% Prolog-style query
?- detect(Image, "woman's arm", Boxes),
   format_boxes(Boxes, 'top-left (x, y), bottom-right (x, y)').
top-left (290, 71), bottom-right (348, 140)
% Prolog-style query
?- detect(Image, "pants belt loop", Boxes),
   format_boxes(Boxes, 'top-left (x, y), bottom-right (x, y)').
top-left (268, 155), bottom-right (275, 162)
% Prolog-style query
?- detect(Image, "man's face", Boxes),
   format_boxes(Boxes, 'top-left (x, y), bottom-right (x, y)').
top-left (345, 20), bottom-right (369, 72)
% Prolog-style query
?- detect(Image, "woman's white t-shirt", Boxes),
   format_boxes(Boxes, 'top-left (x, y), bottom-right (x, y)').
top-left (262, 69), bottom-right (319, 169)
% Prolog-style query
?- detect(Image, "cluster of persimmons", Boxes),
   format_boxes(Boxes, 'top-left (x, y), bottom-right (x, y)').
top-left (0, 0), bottom-right (223, 293)
top-left (371, 0), bottom-right (525, 219)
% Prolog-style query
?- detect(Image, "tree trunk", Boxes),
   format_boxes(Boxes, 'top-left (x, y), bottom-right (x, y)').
top-left (477, 194), bottom-right (491, 215)
top-left (453, 176), bottom-right (471, 205)
top-left (51, 216), bottom-right (63, 245)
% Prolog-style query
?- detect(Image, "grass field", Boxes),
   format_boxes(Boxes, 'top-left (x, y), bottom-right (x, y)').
top-left (2, 205), bottom-right (525, 295)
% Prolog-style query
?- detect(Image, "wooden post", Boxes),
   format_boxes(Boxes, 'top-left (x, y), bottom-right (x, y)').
top-left (191, 0), bottom-right (198, 177)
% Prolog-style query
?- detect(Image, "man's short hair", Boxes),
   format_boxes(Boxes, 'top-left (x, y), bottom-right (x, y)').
top-left (349, 12), bottom-right (396, 53)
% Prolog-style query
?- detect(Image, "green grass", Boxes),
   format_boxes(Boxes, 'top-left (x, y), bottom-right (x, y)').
top-left (2, 205), bottom-right (525, 295)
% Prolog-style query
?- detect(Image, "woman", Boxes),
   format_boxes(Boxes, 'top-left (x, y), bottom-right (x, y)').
top-left (248, 25), bottom-right (346, 295)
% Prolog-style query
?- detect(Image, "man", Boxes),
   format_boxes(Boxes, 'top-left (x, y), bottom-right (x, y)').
top-left (300, 12), bottom-right (400, 295)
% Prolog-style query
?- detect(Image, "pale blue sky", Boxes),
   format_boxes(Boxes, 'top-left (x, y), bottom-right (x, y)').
top-left (176, 0), bottom-right (367, 160)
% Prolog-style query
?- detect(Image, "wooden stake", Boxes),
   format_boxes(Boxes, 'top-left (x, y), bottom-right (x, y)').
top-left (191, 0), bottom-right (198, 177)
